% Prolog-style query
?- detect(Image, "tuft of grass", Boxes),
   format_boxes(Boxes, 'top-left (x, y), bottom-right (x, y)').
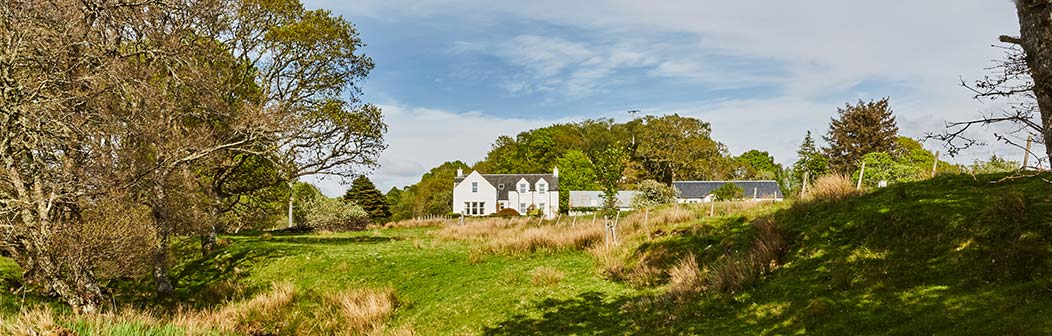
top-left (804, 173), bottom-right (859, 202)
top-left (666, 254), bottom-right (704, 300)
top-left (528, 267), bottom-right (565, 287)
top-left (437, 218), bottom-right (604, 255)
top-left (323, 287), bottom-right (398, 335)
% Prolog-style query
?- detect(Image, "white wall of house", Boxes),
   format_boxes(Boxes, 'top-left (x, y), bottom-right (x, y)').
top-left (506, 177), bottom-right (558, 219)
top-left (452, 171), bottom-right (498, 216)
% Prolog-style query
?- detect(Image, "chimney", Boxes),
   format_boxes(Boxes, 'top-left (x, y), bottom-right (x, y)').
top-left (456, 168), bottom-right (464, 178)
top-left (553, 167), bottom-right (559, 178)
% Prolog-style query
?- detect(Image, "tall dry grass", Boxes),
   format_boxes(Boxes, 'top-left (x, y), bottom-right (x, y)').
top-left (322, 288), bottom-right (398, 335)
top-left (381, 217), bottom-right (452, 229)
top-left (436, 217), bottom-right (604, 255)
top-left (666, 254), bottom-right (705, 300)
top-left (804, 173), bottom-right (859, 202)
top-left (1, 282), bottom-right (406, 335)
top-left (528, 267), bottom-right (566, 286)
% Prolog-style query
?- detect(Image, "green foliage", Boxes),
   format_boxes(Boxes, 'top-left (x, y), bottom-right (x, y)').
top-left (711, 183), bottom-right (745, 201)
top-left (554, 150), bottom-right (597, 213)
top-left (631, 180), bottom-right (678, 209)
top-left (823, 98), bottom-right (899, 173)
top-left (636, 114), bottom-right (730, 183)
top-left (593, 145), bottom-right (628, 218)
top-left (853, 152), bottom-right (917, 187)
top-left (388, 161), bottom-right (470, 220)
top-left (790, 131), bottom-right (830, 193)
top-left (733, 150), bottom-right (781, 180)
top-left (969, 154), bottom-right (1020, 174)
top-left (291, 182), bottom-right (323, 226)
top-left (304, 196), bottom-right (369, 231)
top-left (343, 176), bottom-right (390, 222)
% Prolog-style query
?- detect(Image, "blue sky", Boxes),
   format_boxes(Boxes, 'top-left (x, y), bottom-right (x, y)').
top-left (301, 0), bottom-right (1031, 195)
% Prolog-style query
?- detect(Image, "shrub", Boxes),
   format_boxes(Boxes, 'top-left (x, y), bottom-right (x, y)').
top-left (304, 197), bottom-right (370, 231)
top-left (706, 217), bottom-right (787, 294)
top-left (323, 288), bottom-right (398, 334)
top-left (712, 183), bottom-right (744, 201)
top-left (632, 179), bottom-right (678, 208)
top-left (496, 208), bottom-right (521, 217)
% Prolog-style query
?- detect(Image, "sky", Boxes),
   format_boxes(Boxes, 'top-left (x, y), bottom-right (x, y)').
top-left (301, 0), bottom-right (1036, 196)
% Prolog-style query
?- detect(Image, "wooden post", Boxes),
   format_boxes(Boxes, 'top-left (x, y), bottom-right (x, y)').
top-left (555, 214), bottom-right (562, 226)
top-left (592, 212), bottom-right (597, 226)
top-left (856, 160), bottom-right (866, 190)
top-left (801, 170), bottom-right (810, 196)
top-left (709, 200), bottom-right (715, 217)
top-left (931, 151), bottom-right (940, 178)
top-left (1023, 135), bottom-right (1034, 169)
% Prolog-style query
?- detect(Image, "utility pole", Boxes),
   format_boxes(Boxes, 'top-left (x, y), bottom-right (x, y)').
top-left (1023, 135), bottom-right (1034, 169)
top-left (627, 109), bottom-right (640, 146)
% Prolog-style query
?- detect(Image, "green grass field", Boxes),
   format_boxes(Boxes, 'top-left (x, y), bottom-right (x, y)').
top-left (4, 173), bottom-right (1052, 335)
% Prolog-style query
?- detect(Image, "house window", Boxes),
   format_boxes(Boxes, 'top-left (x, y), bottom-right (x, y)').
top-left (498, 184), bottom-right (504, 190)
top-left (471, 182), bottom-right (478, 193)
top-left (519, 184), bottom-right (527, 193)
top-left (539, 203), bottom-right (546, 214)
top-left (519, 203), bottom-right (527, 214)
top-left (538, 183), bottom-right (546, 194)
top-left (465, 202), bottom-right (485, 215)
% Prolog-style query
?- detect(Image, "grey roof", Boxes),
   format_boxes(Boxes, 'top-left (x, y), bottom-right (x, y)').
top-left (455, 174), bottom-right (559, 201)
top-left (568, 191), bottom-right (638, 209)
top-left (673, 180), bottom-right (784, 199)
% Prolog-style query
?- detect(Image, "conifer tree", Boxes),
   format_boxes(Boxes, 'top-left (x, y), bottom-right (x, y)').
top-left (343, 176), bottom-right (391, 222)
top-left (823, 98), bottom-right (899, 173)
top-left (792, 131), bottom-right (830, 184)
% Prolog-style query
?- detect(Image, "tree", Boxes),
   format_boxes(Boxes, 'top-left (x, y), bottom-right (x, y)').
top-left (853, 152), bottom-right (916, 188)
top-left (554, 150), bottom-right (598, 213)
top-left (1002, 1), bottom-right (1052, 164)
top-left (385, 187), bottom-right (405, 221)
top-left (932, 2), bottom-right (1052, 167)
top-left (631, 180), bottom-right (678, 209)
top-left (593, 145), bottom-right (629, 219)
top-left (791, 131), bottom-right (830, 193)
top-left (636, 114), bottom-right (730, 183)
top-left (344, 176), bottom-right (390, 222)
top-left (824, 98), bottom-right (899, 173)
top-left (712, 183), bottom-right (745, 201)
top-left (733, 150), bottom-right (781, 180)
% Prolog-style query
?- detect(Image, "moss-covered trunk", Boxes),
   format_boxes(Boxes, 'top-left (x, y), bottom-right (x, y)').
top-left (1015, 0), bottom-right (1052, 163)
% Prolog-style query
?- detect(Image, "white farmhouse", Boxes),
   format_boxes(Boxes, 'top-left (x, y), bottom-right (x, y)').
top-left (452, 168), bottom-right (560, 219)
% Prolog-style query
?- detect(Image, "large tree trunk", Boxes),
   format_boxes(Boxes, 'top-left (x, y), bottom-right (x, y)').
top-left (150, 182), bottom-right (174, 298)
top-left (1015, 0), bottom-right (1052, 162)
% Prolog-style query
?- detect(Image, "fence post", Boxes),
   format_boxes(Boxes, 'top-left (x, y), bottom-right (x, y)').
top-left (709, 200), bottom-right (715, 217)
top-left (931, 151), bottom-right (940, 178)
top-left (1023, 135), bottom-right (1033, 169)
top-left (643, 208), bottom-right (650, 240)
top-left (856, 160), bottom-right (866, 190)
top-left (801, 170), bottom-right (810, 196)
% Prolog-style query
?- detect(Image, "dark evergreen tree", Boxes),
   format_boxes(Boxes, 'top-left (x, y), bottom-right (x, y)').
top-left (792, 131), bottom-right (830, 184)
top-left (343, 176), bottom-right (391, 222)
top-left (823, 98), bottom-right (899, 173)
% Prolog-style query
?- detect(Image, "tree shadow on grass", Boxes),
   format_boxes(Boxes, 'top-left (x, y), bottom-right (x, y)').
top-left (483, 292), bottom-right (633, 336)
top-left (265, 235), bottom-right (397, 245)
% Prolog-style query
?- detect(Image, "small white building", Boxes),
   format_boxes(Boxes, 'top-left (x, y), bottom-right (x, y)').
top-left (452, 168), bottom-right (560, 219)
top-left (673, 180), bottom-right (784, 203)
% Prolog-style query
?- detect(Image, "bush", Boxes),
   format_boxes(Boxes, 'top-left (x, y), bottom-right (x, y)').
top-left (496, 208), bottom-right (521, 217)
top-left (304, 197), bottom-right (370, 231)
top-left (712, 183), bottom-right (744, 201)
top-left (632, 179), bottom-right (678, 208)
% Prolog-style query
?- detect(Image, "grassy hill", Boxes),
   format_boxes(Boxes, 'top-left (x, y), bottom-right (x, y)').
top-left (3, 173), bottom-right (1052, 335)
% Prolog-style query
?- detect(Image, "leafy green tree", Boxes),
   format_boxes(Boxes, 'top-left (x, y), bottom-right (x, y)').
top-left (631, 180), bottom-right (678, 209)
top-left (733, 150), bottom-right (781, 179)
top-left (636, 114), bottom-right (730, 183)
top-left (824, 98), bottom-right (899, 173)
top-left (853, 152), bottom-right (916, 188)
top-left (712, 183), bottom-right (745, 201)
top-left (343, 176), bottom-right (390, 222)
top-left (593, 144), bottom-right (629, 219)
top-left (291, 182), bottom-right (323, 226)
top-left (554, 150), bottom-right (598, 213)
top-left (385, 187), bottom-right (405, 221)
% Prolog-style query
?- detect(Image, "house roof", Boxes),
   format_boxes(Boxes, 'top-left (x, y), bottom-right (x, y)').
top-left (454, 173), bottom-right (559, 201)
top-left (568, 191), bottom-right (638, 209)
top-left (673, 180), bottom-right (783, 199)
